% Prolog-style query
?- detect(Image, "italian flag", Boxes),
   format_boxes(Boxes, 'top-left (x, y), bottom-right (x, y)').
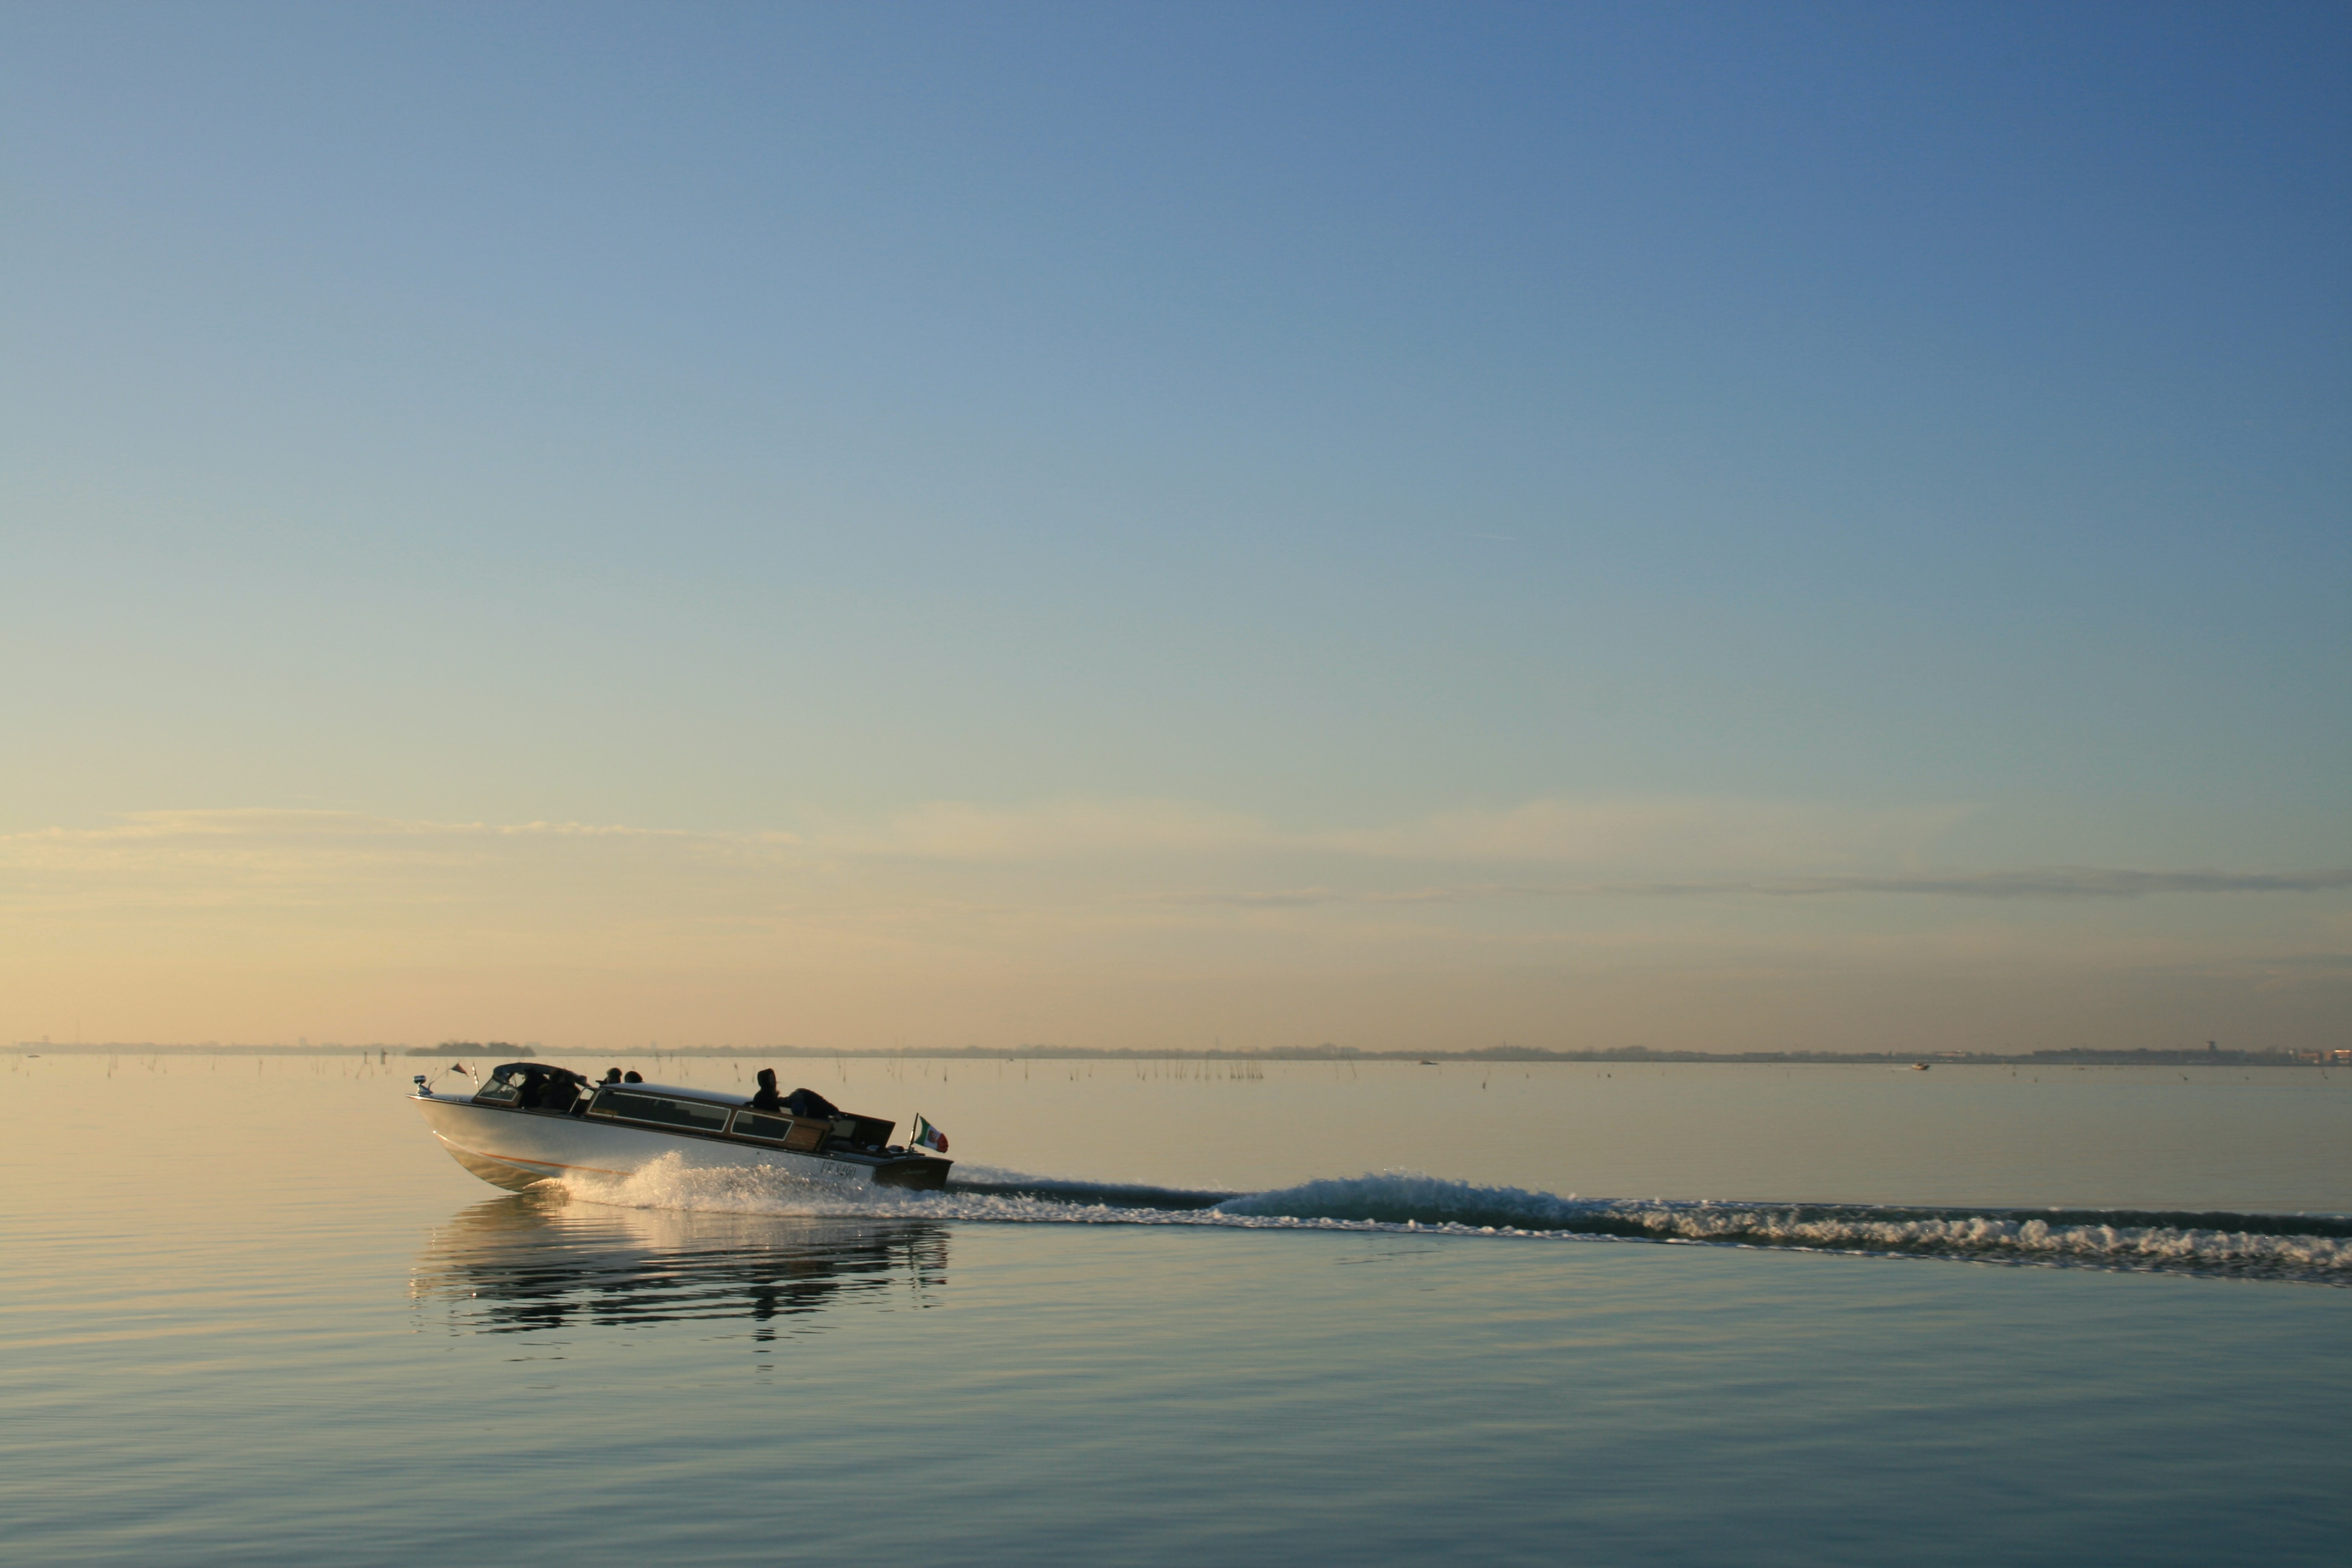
top-left (913, 1114), bottom-right (949, 1154)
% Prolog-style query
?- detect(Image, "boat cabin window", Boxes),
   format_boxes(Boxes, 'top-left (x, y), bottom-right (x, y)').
top-left (730, 1111), bottom-right (829, 1152)
top-left (587, 1088), bottom-right (731, 1135)
top-left (731, 1111), bottom-right (794, 1142)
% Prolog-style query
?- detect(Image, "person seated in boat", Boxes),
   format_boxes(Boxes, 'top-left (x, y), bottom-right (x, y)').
top-left (782, 1085), bottom-right (840, 1120)
top-left (750, 1068), bottom-right (785, 1114)
top-left (515, 1070), bottom-right (566, 1111)
top-left (601, 1068), bottom-right (622, 1085)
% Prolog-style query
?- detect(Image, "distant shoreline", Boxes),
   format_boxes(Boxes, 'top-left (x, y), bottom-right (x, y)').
top-left (16, 1042), bottom-right (2342, 1067)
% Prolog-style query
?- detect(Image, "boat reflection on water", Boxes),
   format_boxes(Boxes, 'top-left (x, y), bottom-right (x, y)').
top-left (410, 1190), bottom-right (949, 1341)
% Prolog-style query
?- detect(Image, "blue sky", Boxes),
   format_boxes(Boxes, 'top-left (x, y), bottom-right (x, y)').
top-left (2, 3), bottom-right (2345, 1048)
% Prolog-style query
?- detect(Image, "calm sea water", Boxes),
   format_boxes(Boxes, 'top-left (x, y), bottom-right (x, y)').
top-left (4, 1053), bottom-right (2346, 1566)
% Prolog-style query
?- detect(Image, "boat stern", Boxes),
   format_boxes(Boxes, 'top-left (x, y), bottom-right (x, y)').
top-left (871, 1154), bottom-right (953, 1191)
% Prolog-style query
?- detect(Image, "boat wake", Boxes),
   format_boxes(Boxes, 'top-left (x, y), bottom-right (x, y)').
top-left (556, 1159), bottom-right (2352, 1285)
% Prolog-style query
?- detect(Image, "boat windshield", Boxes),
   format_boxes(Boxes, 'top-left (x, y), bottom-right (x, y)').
top-left (472, 1062), bottom-right (585, 1109)
top-left (472, 1069), bottom-right (523, 1105)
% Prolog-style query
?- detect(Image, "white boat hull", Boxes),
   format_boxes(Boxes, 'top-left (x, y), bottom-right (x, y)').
top-left (414, 1094), bottom-right (884, 1192)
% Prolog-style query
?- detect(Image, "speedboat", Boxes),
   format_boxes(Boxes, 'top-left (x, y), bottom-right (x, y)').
top-left (411, 1061), bottom-right (953, 1193)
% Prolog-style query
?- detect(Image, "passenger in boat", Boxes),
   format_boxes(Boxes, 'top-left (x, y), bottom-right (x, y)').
top-left (750, 1068), bottom-right (785, 1113)
top-left (623, 1070), bottom-right (643, 1083)
top-left (782, 1085), bottom-right (839, 1119)
top-left (517, 1070), bottom-right (583, 1112)
top-left (601, 1068), bottom-right (622, 1085)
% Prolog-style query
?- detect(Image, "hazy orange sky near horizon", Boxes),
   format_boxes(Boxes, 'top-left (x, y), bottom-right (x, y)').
top-left (4, 802), bottom-right (2344, 1053)
top-left (4, 7), bottom-right (2347, 1053)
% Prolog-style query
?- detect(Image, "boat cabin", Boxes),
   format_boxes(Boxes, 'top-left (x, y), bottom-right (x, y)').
top-left (470, 1062), bottom-right (900, 1155)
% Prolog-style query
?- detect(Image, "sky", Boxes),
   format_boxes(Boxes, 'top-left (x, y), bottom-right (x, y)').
top-left (2, 1), bottom-right (2346, 1053)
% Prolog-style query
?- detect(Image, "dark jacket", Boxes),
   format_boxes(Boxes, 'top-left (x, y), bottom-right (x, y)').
top-left (781, 1087), bottom-right (840, 1119)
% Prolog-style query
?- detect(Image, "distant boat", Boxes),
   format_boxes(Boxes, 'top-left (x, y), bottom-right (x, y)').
top-left (1913, 1062), bottom-right (1931, 1071)
top-left (412, 1060), bottom-right (952, 1194)
top-left (1419, 1059), bottom-right (1437, 1065)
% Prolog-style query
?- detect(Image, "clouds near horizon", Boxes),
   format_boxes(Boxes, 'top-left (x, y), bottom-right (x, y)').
top-left (4, 802), bottom-right (2344, 1053)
